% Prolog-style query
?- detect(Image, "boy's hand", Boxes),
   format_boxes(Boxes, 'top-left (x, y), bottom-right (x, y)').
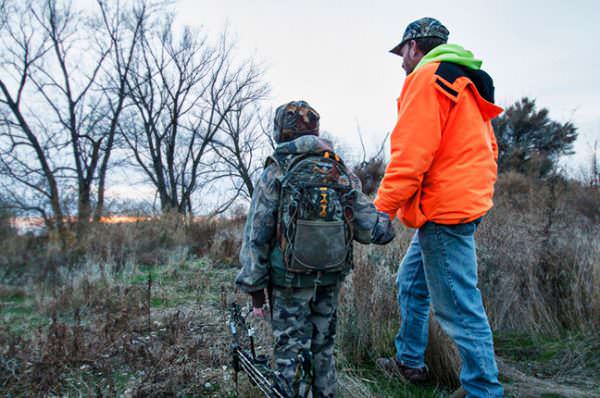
top-left (253, 307), bottom-right (266, 318)
top-left (372, 211), bottom-right (396, 244)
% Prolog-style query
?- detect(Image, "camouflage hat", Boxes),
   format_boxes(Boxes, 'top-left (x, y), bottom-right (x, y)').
top-left (273, 100), bottom-right (320, 143)
top-left (390, 17), bottom-right (449, 56)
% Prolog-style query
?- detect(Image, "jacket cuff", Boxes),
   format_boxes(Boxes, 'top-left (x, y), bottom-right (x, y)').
top-left (373, 198), bottom-right (395, 220)
top-left (235, 281), bottom-right (267, 295)
top-left (234, 271), bottom-right (269, 295)
top-left (377, 206), bottom-right (397, 221)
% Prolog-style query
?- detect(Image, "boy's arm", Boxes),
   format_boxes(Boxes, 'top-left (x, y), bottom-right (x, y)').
top-left (349, 175), bottom-right (395, 245)
top-left (235, 164), bottom-right (280, 293)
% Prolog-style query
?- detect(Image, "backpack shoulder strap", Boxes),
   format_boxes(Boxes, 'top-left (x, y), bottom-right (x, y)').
top-left (326, 151), bottom-right (348, 173)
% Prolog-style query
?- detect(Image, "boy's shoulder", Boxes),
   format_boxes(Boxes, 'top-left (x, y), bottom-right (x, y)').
top-left (261, 135), bottom-right (366, 192)
top-left (264, 152), bottom-right (288, 169)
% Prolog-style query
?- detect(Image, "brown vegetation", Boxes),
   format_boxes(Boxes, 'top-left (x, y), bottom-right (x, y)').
top-left (334, 171), bottom-right (600, 396)
top-left (1, 171), bottom-right (599, 396)
top-left (1, 270), bottom-right (231, 396)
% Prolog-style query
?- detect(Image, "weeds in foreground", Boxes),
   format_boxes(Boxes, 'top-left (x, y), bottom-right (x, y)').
top-left (0, 259), bottom-right (241, 397)
top-left (1, 174), bottom-right (600, 396)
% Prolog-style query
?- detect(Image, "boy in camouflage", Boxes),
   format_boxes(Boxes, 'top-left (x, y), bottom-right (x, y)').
top-left (235, 100), bottom-right (395, 397)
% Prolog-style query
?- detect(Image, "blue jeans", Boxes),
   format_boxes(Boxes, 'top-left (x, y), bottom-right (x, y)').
top-left (395, 220), bottom-right (503, 398)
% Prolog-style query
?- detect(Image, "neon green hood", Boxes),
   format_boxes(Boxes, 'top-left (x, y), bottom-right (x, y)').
top-left (415, 43), bottom-right (482, 71)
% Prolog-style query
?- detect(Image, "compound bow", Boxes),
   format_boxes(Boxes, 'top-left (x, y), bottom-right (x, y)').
top-left (228, 302), bottom-right (285, 398)
top-left (227, 300), bottom-right (316, 398)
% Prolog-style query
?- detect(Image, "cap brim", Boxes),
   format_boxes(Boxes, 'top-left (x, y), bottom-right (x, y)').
top-left (389, 40), bottom-right (407, 56)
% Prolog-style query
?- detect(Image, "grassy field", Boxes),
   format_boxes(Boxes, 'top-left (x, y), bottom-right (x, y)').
top-left (1, 258), bottom-right (234, 396)
top-left (1, 173), bottom-right (599, 397)
top-left (2, 254), bottom-right (599, 397)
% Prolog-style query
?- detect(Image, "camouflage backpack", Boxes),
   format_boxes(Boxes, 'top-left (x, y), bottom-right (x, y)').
top-left (273, 151), bottom-right (355, 274)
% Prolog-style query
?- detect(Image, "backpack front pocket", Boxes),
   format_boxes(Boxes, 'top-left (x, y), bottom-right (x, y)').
top-left (288, 219), bottom-right (348, 273)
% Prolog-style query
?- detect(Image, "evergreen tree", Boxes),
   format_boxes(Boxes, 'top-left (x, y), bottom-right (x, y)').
top-left (493, 97), bottom-right (578, 177)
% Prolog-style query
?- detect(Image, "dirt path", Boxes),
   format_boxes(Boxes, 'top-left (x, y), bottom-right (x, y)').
top-left (498, 358), bottom-right (599, 398)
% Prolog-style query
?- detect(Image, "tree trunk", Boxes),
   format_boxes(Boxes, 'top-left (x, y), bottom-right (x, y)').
top-left (77, 183), bottom-right (92, 234)
top-left (0, 80), bottom-right (68, 250)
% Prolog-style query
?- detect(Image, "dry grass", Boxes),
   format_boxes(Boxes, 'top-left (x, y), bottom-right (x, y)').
top-left (0, 213), bottom-right (246, 396)
top-left (336, 172), bottom-right (600, 393)
top-left (338, 226), bottom-right (461, 390)
top-left (0, 212), bottom-right (245, 286)
top-left (0, 257), bottom-right (241, 397)
top-left (478, 173), bottom-right (600, 335)
top-left (1, 173), bottom-right (599, 396)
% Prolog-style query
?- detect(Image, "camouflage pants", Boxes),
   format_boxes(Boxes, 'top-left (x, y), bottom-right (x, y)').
top-left (271, 284), bottom-right (339, 398)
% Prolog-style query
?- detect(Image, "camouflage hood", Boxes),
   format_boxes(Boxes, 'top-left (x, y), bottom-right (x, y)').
top-left (272, 100), bottom-right (320, 143)
top-left (274, 135), bottom-right (334, 157)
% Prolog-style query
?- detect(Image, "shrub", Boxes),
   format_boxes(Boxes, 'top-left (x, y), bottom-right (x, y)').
top-left (352, 156), bottom-right (386, 195)
top-left (477, 174), bottom-right (600, 334)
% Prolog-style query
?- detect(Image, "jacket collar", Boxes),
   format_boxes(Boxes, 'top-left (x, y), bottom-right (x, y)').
top-left (275, 135), bottom-right (334, 156)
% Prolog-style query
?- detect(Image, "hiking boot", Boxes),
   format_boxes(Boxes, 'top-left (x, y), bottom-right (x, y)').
top-left (449, 386), bottom-right (467, 398)
top-left (375, 357), bottom-right (428, 384)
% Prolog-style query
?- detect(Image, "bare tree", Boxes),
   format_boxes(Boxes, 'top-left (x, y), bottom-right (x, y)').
top-left (0, 0), bottom-right (152, 239)
top-left (121, 19), bottom-right (268, 214)
top-left (591, 140), bottom-right (599, 188)
top-left (211, 105), bottom-right (271, 200)
top-left (29, 0), bottom-right (115, 231)
top-left (0, 0), bottom-right (7, 29)
top-left (1, 0), bottom-right (267, 235)
top-left (0, 0), bottom-right (68, 242)
top-left (93, 0), bottom-right (149, 221)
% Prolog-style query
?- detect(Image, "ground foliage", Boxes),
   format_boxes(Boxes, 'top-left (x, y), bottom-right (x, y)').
top-left (1, 174), bottom-right (600, 397)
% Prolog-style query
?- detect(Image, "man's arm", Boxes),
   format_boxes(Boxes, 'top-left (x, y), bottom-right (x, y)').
top-left (374, 70), bottom-right (450, 219)
top-left (489, 124), bottom-right (499, 162)
top-left (235, 163), bottom-right (280, 294)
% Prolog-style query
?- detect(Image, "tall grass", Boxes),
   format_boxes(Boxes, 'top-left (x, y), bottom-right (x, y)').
top-left (479, 173), bottom-right (600, 334)
top-left (1, 173), bottom-right (599, 395)
top-left (335, 172), bottom-right (600, 390)
top-left (0, 212), bottom-right (246, 285)
top-left (338, 228), bottom-right (461, 388)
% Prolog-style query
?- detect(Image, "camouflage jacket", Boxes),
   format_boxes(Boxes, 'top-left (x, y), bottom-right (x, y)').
top-left (235, 135), bottom-right (394, 293)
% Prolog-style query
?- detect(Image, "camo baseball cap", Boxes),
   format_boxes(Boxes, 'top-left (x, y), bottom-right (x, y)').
top-left (390, 17), bottom-right (449, 56)
top-left (273, 100), bottom-right (320, 143)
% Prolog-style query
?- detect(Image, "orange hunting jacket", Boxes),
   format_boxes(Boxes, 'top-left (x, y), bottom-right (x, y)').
top-left (374, 61), bottom-right (503, 228)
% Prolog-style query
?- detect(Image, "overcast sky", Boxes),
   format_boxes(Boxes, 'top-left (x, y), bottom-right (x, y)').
top-left (73, 0), bottom-right (599, 201)
top-left (173, 0), bottom-right (599, 168)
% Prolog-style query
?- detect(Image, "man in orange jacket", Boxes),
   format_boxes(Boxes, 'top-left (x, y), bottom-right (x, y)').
top-left (374, 18), bottom-right (504, 398)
